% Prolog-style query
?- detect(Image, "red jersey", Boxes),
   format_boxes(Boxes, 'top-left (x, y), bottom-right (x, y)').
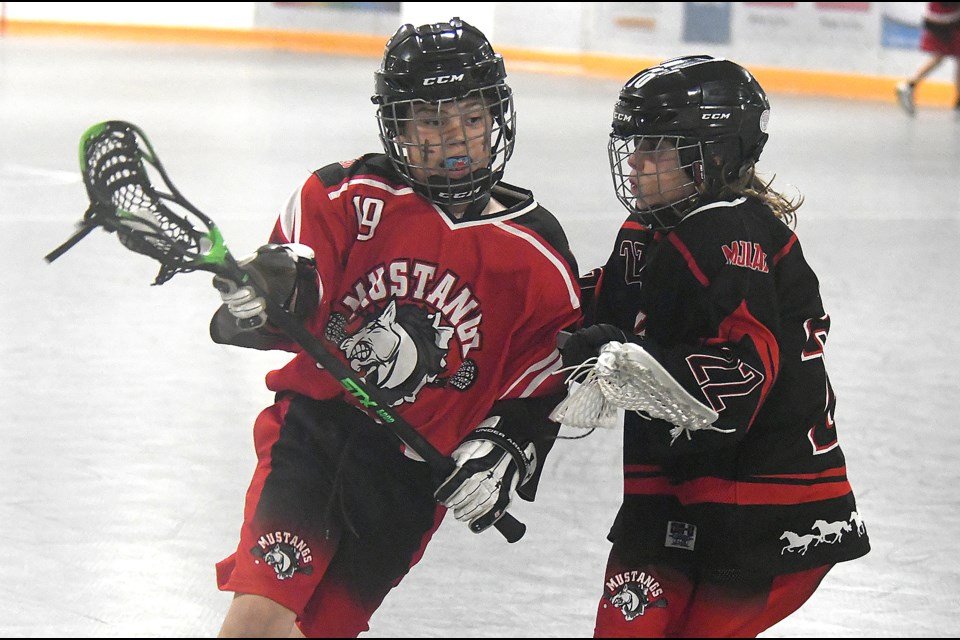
top-left (587, 196), bottom-right (870, 578)
top-left (262, 154), bottom-right (582, 456)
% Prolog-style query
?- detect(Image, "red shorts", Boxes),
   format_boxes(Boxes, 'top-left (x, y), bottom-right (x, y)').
top-left (921, 26), bottom-right (960, 57)
top-left (216, 394), bottom-right (446, 637)
top-left (594, 559), bottom-right (831, 638)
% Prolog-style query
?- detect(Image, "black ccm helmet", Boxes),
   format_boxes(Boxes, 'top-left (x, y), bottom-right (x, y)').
top-left (372, 17), bottom-right (515, 207)
top-left (609, 55), bottom-right (770, 230)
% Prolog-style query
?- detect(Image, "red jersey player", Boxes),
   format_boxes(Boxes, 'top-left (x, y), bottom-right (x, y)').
top-left (210, 18), bottom-right (581, 637)
top-left (896, 2), bottom-right (960, 115)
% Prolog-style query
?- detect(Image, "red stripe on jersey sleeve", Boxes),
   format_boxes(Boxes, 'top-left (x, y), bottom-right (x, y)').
top-left (750, 468), bottom-right (849, 481)
top-left (772, 233), bottom-right (798, 266)
top-left (667, 233), bottom-right (710, 287)
top-left (713, 301), bottom-right (780, 376)
top-left (706, 301), bottom-right (780, 428)
top-left (624, 470), bottom-right (854, 506)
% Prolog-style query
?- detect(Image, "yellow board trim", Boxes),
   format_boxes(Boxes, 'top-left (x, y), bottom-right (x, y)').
top-left (4, 19), bottom-right (954, 107)
top-left (2, 19), bottom-right (387, 55)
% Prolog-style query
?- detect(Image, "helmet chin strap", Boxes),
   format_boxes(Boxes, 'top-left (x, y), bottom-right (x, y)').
top-left (423, 167), bottom-right (494, 212)
top-left (458, 192), bottom-right (491, 220)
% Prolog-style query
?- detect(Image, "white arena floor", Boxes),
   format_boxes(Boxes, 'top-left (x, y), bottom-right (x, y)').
top-left (1, 34), bottom-right (959, 638)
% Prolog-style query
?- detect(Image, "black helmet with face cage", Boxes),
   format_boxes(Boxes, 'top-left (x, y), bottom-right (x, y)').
top-left (372, 17), bottom-right (515, 207)
top-left (608, 55), bottom-right (770, 230)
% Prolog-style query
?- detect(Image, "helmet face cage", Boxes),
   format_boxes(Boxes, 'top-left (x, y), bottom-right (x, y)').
top-left (608, 134), bottom-right (703, 231)
top-left (376, 85), bottom-right (515, 206)
top-left (607, 56), bottom-right (770, 229)
top-left (372, 18), bottom-right (516, 207)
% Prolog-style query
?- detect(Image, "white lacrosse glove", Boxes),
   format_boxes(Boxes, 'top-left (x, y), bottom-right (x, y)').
top-left (434, 416), bottom-right (537, 534)
top-left (216, 282), bottom-right (263, 325)
top-left (212, 243), bottom-right (317, 330)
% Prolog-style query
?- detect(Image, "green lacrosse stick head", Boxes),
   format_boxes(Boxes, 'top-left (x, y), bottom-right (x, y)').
top-left (75, 120), bottom-right (231, 283)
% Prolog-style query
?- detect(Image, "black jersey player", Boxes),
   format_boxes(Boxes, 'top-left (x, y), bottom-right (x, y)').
top-left (558, 55), bottom-right (870, 638)
top-left (210, 18), bottom-right (581, 637)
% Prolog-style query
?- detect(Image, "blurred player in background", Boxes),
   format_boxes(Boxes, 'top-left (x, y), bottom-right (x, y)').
top-left (558, 55), bottom-right (870, 637)
top-left (896, 2), bottom-right (960, 116)
top-left (211, 17), bottom-right (581, 637)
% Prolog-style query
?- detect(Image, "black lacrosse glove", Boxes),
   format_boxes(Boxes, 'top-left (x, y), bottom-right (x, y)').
top-left (212, 243), bottom-right (318, 330)
top-left (210, 243), bottom-right (319, 350)
top-left (434, 416), bottom-right (537, 534)
top-left (559, 323), bottom-right (628, 368)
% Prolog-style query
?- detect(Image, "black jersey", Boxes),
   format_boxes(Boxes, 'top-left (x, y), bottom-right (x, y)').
top-left (589, 196), bottom-right (870, 577)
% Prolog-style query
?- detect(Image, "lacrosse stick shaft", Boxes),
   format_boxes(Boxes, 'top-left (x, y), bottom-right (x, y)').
top-left (44, 217), bottom-right (98, 263)
top-left (225, 260), bottom-right (526, 543)
top-left (58, 120), bottom-right (525, 542)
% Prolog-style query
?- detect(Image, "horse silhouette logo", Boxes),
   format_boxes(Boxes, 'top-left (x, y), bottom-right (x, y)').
top-left (779, 531), bottom-right (819, 555)
top-left (339, 300), bottom-right (456, 405)
top-left (780, 515), bottom-right (857, 556)
top-left (607, 582), bottom-right (668, 621)
top-left (812, 519), bottom-right (851, 544)
top-left (251, 543), bottom-right (314, 581)
top-left (849, 511), bottom-right (866, 536)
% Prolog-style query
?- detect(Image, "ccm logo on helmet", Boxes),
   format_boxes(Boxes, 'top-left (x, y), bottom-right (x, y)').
top-left (423, 74), bottom-right (465, 85)
top-left (702, 113), bottom-right (731, 120)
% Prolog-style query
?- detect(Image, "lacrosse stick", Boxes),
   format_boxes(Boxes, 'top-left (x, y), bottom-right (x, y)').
top-left (45, 120), bottom-right (526, 543)
top-left (551, 334), bottom-right (729, 444)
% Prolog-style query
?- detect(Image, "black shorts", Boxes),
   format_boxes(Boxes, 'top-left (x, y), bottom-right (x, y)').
top-left (217, 393), bottom-right (445, 636)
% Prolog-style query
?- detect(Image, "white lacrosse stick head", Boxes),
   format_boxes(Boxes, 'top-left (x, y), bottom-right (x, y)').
top-left (549, 359), bottom-right (621, 429)
top-left (594, 342), bottom-right (728, 442)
